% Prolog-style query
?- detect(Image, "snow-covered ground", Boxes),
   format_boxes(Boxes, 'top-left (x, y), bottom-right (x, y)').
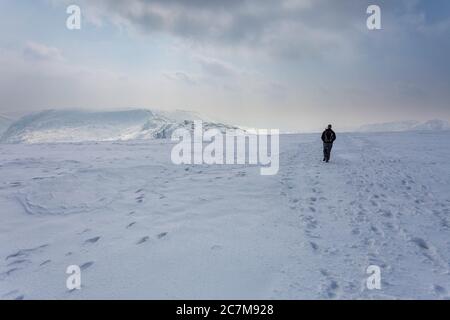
top-left (1, 132), bottom-right (449, 299)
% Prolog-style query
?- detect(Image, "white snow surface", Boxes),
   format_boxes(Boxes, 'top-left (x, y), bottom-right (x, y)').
top-left (0, 132), bottom-right (449, 299)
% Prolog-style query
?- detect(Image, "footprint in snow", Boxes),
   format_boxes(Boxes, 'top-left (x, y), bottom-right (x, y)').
top-left (157, 232), bottom-right (168, 239)
top-left (379, 209), bottom-right (393, 218)
top-left (9, 182), bottom-right (22, 187)
top-left (440, 219), bottom-right (450, 229)
top-left (5, 244), bottom-right (49, 261)
top-left (0, 268), bottom-right (20, 279)
top-left (7, 259), bottom-right (30, 267)
top-left (310, 241), bottom-right (319, 251)
top-left (325, 280), bottom-right (339, 299)
top-left (318, 275), bottom-right (339, 299)
top-left (2, 290), bottom-right (22, 300)
top-left (137, 236), bottom-right (150, 244)
top-left (320, 269), bottom-right (329, 276)
top-left (411, 237), bottom-right (429, 250)
top-left (433, 285), bottom-right (448, 298)
top-left (84, 236), bottom-right (101, 245)
top-left (39, 259), bottom-right (51, 266)
top-left (77, 228), bottom-right (91, 235)
top-left (126, 222), bottom-right (136, 229)
top-left (80, 261), bottom-right (94, 270)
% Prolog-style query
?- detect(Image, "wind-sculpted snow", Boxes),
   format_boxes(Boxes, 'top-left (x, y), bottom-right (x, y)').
top-left (16, 170), bottom-right (121, 216)
top-left (0, 132), bottom-right (449, 299)
top-left (0, 109), bottom-right (238, 143)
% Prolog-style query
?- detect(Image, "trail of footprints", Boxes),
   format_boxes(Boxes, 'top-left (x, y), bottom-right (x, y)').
top-left (347, 137), bottom-right (450, 295)
top-left (1, 244), bottom-right (51, 299)
top-left (279, 137), bottom-right (450, 298)
top-left (279, 143), bottom-right (345, 298)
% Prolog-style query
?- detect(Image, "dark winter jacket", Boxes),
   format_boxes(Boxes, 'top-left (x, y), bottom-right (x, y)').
top-left (321, 129), bottom-right (336, 143)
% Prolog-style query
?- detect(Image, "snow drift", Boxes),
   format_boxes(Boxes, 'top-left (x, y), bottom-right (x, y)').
top-left (0, 109), bottom-right (238, 144)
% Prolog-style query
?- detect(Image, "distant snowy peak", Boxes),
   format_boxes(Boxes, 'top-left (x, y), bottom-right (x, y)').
top-left (358, 119), bottom-right (450, 133)
top-left (0, 109), bottom-right (239, 144)
top-left (413, 119), bottom-right (450, 131)
top-left (358, 120), bottom-right (420, 133)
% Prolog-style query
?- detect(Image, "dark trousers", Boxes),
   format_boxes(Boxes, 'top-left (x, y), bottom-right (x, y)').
top-left (323, 142), bottom-right (333, 161)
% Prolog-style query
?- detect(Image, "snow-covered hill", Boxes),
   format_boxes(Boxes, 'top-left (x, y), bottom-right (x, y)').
top-left (358, 120), bottom-right (420, 133)
top-left (358, 119), bottom-right (450, 133)
top-left (0, 115), bottom-right (13, 136)
top-left (0, 109), bottom-right (238, 144)
top-left (413, 119), bottom-right (450, 131)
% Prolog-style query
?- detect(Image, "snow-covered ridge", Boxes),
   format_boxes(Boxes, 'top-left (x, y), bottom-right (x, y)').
top-left (0, 114), bottom-right (13, 136)
top-left (0, 109), bottom-right (239, 144)
top-left (358, 119), bottom-right (450, 133)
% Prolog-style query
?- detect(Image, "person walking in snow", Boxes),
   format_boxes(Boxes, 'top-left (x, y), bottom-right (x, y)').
top-left (321, 124), bottom-right (336, 163)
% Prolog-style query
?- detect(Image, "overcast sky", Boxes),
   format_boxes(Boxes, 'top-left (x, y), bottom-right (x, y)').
top-left (0, 0), bottom-right (449, 131)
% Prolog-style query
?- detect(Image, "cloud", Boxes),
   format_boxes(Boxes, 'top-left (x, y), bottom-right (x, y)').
top-left (0, 44), bottom-right (141, 116)
top-left (51, 0), bottom-right (363, 60)
top-left (164, 71), bottom-right (197, 85)
top-left (49, 0), bottom-right (450, 63)
top-left (3, 1), bottom-right (449, 128)
top-left (194, 56), bottom-right (240, 78)
top-left (23, 42), bottom-right (64, 62)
